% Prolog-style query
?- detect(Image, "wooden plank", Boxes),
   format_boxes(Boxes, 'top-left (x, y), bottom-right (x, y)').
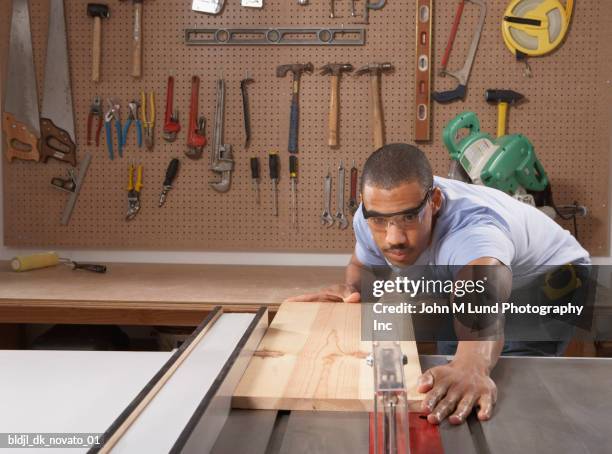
top-left (233, 302), bottom-right (422, 412)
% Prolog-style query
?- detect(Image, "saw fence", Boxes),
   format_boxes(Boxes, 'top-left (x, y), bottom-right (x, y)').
top-left (0, 0), bottom-right (611, 253)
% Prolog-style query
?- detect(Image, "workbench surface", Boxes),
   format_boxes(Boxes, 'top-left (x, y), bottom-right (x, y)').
top-left (214, 355), bottom-right (612, 454)
top-left (0, 262), bottom-right (345, 325)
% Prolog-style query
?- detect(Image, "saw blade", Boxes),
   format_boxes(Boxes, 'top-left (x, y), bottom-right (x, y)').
top-left (4, 0), bottom-right (40, 136)
top-left (41, 0), bottom-right (75, 141)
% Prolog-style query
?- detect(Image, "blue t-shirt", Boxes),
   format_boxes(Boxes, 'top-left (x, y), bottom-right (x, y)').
top-left (353, 176), bottom-right (590, 277)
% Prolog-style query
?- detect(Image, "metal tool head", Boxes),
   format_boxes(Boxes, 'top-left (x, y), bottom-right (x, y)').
top-left (355, 62), bottom-right (394, 76)
top-left (276, 63), bottom-right (314, 79)
top-left (91, 96), bottom-right (102, 114)
top-left (87, 3), bottom-right (110, 18)
top-left (320, 63), bottom-right (354, 76)
top-left (485, 89), bottom-right (525, 105)
top-left (127, 100), bottom-right (140, 119)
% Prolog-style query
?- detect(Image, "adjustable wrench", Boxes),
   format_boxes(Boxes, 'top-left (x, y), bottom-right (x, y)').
top-left (336, 161), bottom-right (349, 229)
top-left (321, 171), bottom-right (334, 227)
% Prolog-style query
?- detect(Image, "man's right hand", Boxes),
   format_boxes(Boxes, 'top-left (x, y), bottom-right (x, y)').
top-left (283, 284), bottom-right (361, 303)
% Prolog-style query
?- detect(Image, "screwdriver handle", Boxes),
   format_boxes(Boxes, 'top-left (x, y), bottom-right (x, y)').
top-left (350, 165), bottom-right (358, 198)
top-left (269, 153), bottom-right (279, 180)
top-left (289, 155), bottom-right (298, 179)
top-left (164, 158), bottom-right (180, 186)
top-left (250, 157), bottom-right (260, 179)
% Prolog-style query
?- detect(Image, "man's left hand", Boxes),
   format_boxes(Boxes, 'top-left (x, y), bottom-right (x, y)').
top-left (417, 359), bottom-right (497, 425)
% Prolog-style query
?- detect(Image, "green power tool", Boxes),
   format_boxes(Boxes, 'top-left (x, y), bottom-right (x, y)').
top-left (443, 111), bottom-right (551, 207)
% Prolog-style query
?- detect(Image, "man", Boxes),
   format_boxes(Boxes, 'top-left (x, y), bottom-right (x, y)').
top-left (287, 143), bottom-right (590, 425)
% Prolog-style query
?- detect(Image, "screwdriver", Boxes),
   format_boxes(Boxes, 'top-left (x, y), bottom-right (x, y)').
top-left (159, 158), bottom-right (180, 207)
top-left (349, 159), bottom-right (358, 214)
top-left (250, 157), bottom-right (260, 205)
top-left (269, 152), bottom-right (279, 216)
top-left (289, 155), bottom-right (298, 227)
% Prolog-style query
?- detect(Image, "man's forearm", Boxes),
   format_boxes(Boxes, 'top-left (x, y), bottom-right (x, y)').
top-left (453, 339), bottom-right (504, 374)
top-left (345, 254), bottom-right (365, 292)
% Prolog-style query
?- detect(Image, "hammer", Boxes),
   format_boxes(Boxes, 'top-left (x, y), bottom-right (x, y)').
top-left (356, 63), bottom-right (394, 150)
top-left (485, 89), bottom-right (525, 137)
top-left (87, 3), bottom-right (109, 82)
top-left (320, 64), bottom-right (353, 148)
top-left (120, 0), bottom-right (145, 78)
top-left (276, 63), bottom-right (314, 154)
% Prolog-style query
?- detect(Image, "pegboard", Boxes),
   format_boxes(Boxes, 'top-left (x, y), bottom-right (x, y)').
top-left (1, 0), bottom-right (611, 254)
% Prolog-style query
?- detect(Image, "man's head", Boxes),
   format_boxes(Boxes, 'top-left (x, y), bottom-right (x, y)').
top-left (361, 143), bottom-right (443, 267)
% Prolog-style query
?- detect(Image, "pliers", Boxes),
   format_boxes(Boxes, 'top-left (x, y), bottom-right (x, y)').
top-left (87, 96), bottom-right (103, 146)
top-left (122, 100), bottom-right (143, 148)
top-left (140, 91), bottom-right (155, 150)
top-left (126, 163), bottom-right (143, 221)
top-left (104, 99), bottom-right (122, 160)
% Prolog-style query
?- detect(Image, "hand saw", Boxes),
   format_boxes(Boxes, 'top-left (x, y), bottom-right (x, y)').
top-left (40, 0), bottom-right (77, 166)
top-left (2, 0), bottom-right (40, 162)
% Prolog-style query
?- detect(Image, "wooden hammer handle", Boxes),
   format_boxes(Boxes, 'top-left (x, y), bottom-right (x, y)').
top-left (371, 74), bottom-right (384, 150)
top-left (92, 17), bottom-right (101, 82)
top-left (131, 1), bottom-right (143, 78)
top-left (328, 75), bottom-right (340, 148)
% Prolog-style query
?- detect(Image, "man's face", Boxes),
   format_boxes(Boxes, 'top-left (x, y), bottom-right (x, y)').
top-left (362, 181), bottom-right (441, 267)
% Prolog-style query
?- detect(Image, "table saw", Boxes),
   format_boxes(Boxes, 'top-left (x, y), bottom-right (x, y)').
top-left (1, 303), bottom-right (610, 454)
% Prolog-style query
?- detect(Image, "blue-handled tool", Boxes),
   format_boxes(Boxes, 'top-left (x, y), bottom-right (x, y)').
top-left (122, 100), bottom-right (143, 148)
top-left (104, 99), bottom-right (122, 159)
top-left (276, 63), bottom-right (313, 154)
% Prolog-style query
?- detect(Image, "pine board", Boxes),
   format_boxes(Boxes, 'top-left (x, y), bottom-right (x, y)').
top-left (233, 302), bottom-right (422, 412)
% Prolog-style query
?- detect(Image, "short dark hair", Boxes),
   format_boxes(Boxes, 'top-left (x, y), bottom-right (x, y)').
top-left (361, 143), bottom-right (433, 192)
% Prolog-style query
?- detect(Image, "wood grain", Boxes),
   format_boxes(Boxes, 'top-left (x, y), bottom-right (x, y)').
top-left (233, 302), bottom-right (423, 412)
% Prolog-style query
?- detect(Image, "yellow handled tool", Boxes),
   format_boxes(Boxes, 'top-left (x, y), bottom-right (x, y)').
top-left (11, 252), bottom-right (106, 273)
top-left (140, 91), bottom-right (155, 150)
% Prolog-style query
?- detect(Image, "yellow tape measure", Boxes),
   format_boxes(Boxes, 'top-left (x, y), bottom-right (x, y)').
top-left (502, 0), bottom-right (574, 61)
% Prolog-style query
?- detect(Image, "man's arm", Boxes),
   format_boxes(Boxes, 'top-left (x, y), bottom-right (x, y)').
top-left (418, 257), bottom-right (510, 424)
top-left (284, 253), bottom-right (365, 303)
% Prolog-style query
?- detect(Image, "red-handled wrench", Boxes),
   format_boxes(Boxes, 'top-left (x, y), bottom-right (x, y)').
top-left (163, 76), bottom-right (181, 142)
top-left (186, 75), bottom-right (206, 159)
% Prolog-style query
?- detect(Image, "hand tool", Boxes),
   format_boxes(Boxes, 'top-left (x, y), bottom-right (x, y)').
top-left (349, 160), bottom-right (359, 214)
top-left (87, 3), bottom-right (110, 82)
top-left (439, 0), bottom-right (465, 76)
top-left (415, 0), bottom-right (433, 142)
top-left (363, 0), bottom-right (386, 24)
top-left (485, 89), bottom-right (525, 137)
top-left (51, 152), bottom-right (92, 225)
top-left (320, 63), bottom-right (354, 148)
top-left (240, 73), bottom-right (254, 148)
top-left (104, 99), bottom-right (122, 160)
top-left (140, 91), bottom-right (155, 150)
top-left (502, 0), bottom-right (574, 76)
top-left (289, 155), bottom-right (298, 227)
top-left (186, 76), bottom-right (207, 160)
top-left (321, 170), bottom-right (335, 227)
top-left (40, 0), bottom-right (77, 166)
top-left (250, 157), bottom-right (261, 205)
top-left (336, 161), bottom-right (349, 229)
top-left (185, 27), bottom-right (366, 46)
top-left (122, 100), bottom-right (143, 148)
top-left (209, 79), bottom-right (234, 193)
top-left (126, 163), bottom-right (143, 221)
top-left (11, 252), bottom-right (106, 273)
top-left (433, 0), bottom-right (486, 104)
top-left (355, 63), bottom-right (394, 150)
top-left (276, 63), bottom-right (314, 154)
top-left (350, 0), bottom-right (359, 17)
top-left (192, 0), bottom-right (225, 14)
top-left (241, 0), bottom-right (263, 8)
top-left (119, 0), bottom-right (146, 78)
top-left (159, 158), bottom-right (180, 207)
top-left (269, 152), bottom-right (279, 216)
top-left (163, 76), bottom-right (181, 142)
top-left (329, 0), bottom-right (340, 18)
top-left (87, 96), bottom-right (103, 147)
top-left (2, 0), bottom-right (40, 162)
